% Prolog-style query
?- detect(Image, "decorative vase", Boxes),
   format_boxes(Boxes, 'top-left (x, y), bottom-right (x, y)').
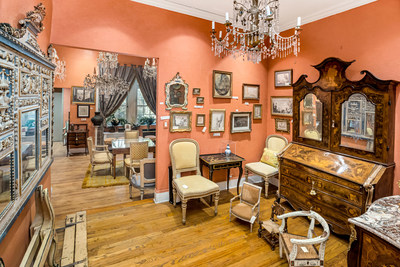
top-left (225, 144), bottom-right (231, 157)
top-left (91, 112), bottom-right (103, 126)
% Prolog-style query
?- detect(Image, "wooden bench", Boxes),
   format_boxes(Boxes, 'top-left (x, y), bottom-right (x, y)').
top-left (60, 211), bottom-right (88, 267)
top-left (20, 185), bottom-right (56, 267)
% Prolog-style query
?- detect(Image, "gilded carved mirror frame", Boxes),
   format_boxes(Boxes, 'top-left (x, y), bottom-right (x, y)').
top-left (165, 72), bottom-right (188, 110)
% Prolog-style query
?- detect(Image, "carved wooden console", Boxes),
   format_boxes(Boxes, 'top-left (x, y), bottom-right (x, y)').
top-left (278, 57), bottom-right (398, 235)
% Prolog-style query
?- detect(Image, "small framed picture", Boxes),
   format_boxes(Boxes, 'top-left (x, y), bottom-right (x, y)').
top-left (242, 84), bottom-right (260, 100)
top-left (71, 86), bottom-right (95, 104)
top-left (302, 111), bottom-right (313, 126)
top-left (303, 94), bottom-right (314, 109)
top-left (209, 109), bottom-right (225, 132)
top-left (230, 112), bottom-right (252, 133)
top-left (77, 104), bottom-right (90, 118)
top-left (253, 104), bottom-right (262, 119)
top-left (274, 69), bottom-right (293, 88)
top-left (196, 97), bottom-right (204, 104)
top-left (196, 114), bottom-right (205, 127)
top-left (213, 70), bottom-right (232, 98)
top-left (275, 118), bottom-right (290, 133)
top-left (193, 88), bottom-right (201, 95)
top-left (271, 96), bottom-right (293, 117)
top-left (170, 111), bottom-right (192, 132)
top-left (124, 124), bottom-right (131, 131)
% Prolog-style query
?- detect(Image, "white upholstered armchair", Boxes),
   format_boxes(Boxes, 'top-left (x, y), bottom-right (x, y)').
top-left (277, 210), bottom-right (330, 267)
top-left (244, 135), bottom-right (288, 198)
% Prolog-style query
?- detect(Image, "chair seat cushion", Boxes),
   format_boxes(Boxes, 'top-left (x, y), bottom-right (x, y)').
top-left (173, 175), bottom-right (219, 198)
top-left (245, 162), bottom-right (278, 177)
top-left (281, 233), bottom-right (319, 260)
top-left (261, 220), bottom-right (280, 234)
top-left (231, 202), bottom-right (257, 221)
top-left (124, 158), bottom-right (140, 168)
top-left (93, 152), bottom-right (111, 163)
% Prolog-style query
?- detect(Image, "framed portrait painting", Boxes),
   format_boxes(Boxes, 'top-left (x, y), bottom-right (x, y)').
top-left (213, 70), bottom-right (232, 98)
top-left (71, 86), bottom-right (95, 104)
top-left (274, 69), bottom-right (293, 88)
top-left (230, 112), bottom-right (252, 133)
top-left (170, 111), bottom-right (192, 132)
top-left (209, 109), bottom-right (225, 132)
top-left (253, 104), bottom-right (262, 119)
top-left (271, 96), bottom-right (293, 117)
top-left (196, 114), bottom-right (205, 127)
top-left (242, 84), bottom-right (260, 100)
top-left (275, 118), bottom-right (290, 133)
top-left (77, 104), bottom-right (90, 118)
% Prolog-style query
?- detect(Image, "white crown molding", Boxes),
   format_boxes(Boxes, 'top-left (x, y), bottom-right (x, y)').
top-left (279, 0), bottom-right (377, 31)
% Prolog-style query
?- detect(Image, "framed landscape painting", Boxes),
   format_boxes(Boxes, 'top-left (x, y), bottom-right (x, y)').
top-left (274, 69), bottom-right (293, 88)
top-left (230, 112), bottom-right (252, 133)
top-left (71, 86), bottom-right (95, 104)
top-left (271, 96), bottom-right (293, 117)
top-left (275, 118), bottom-right (290, 133)
top-left (170, 111), bottom-right (192, 132)
top-left (242, 84), bottom-right (260, 100)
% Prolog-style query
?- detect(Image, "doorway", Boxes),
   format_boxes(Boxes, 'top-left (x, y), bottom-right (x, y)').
top-left (53, 88), bottom-right (64, 142)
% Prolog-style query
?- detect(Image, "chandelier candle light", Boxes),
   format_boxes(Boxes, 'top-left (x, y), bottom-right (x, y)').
top-left (211, 0), bottom-right (302, 63)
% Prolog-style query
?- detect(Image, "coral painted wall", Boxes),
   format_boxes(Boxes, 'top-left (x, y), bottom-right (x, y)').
top-left (50, 0), bottom-right (271, 193)
top-left (266, 0), bottom-right (400, 194)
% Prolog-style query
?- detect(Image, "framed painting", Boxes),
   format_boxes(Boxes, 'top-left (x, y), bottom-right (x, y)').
top-left (165, 72), bottom-right (188, 110)
top-left (242, 84), bottom-right (260, 100)
top-left (302, 111), bottom-right (313, 126)
top-left (77, 104), bottom-right (90, 118)
top-left (71, 86), bottom-right (95, 104)
top-left (274, 69), bottom-right (293, 88)
top-left (271, 96), bottom-right (293, 117)
top-left (196, 97), bottom-right (204, 104)
top-left (275, 118), bottom-right (290, 133)
top-left (253, 104), bottom-right (262, 119)
top-left (196, 114), bottom-right (205, 127)
top-left (209, 109), bottom-right (225, 132)
top-left (213, 70), bottom-right (232, 98)
top-left (170, 111), bottom-right (192, 132)
top-left (230, 112), bottom-right (252, 133)
top-left (193, 88), bottom-right (201, 95)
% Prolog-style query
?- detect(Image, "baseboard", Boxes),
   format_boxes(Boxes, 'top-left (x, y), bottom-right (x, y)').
top-left (153, 191), bottom-right (169, 204)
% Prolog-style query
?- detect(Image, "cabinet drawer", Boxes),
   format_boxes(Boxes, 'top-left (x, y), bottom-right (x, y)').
top-left (281, 174), bottom-right (362, 218)
top-left (281, 162), bottom-right (363, 206)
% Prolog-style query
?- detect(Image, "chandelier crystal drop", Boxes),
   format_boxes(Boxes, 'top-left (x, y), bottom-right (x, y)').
top-left (83, 52), bottom-right (130, 97)
top-left (143, 58), bottom-right (157, 80)
top-left (210, 0), bottom-right (302, 63)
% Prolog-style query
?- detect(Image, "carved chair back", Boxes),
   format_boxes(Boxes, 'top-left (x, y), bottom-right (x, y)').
top-left (125, 130), bottom-right (139, 139)
top-left (169, 138), bottom-right (201, 180)
top-left (266, 135), bottom-right (288, 152)
top-left (129, 141), bottom-right (148, 163)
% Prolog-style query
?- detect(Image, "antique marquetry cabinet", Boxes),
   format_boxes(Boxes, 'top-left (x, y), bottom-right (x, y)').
top-left (278, 57), bottom-right (397, 235)
top-left (0, 4), bottom-right (55, 241)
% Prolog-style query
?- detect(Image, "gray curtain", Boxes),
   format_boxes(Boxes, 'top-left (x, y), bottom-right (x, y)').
top-left (97, 64), bottom-right (136, 144)
top-left (135, 65), bottom-right (157, 114)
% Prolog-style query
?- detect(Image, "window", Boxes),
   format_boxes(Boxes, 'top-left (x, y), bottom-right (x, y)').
top-left (137, 87), bottom-right (155, 120)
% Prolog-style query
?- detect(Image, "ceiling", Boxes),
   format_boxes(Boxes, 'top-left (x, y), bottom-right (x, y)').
top-left (130, 0), bottom-right (376, 31)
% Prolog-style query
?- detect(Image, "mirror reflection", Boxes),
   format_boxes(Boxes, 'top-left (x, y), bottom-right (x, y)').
top-left (0, 154), bottom-right (11, 215)
top-left (341, 93), bottom-right (375, 152)
top-left (21, 110), bottom-right (38, 185)
top-left (41, 128), bottom-right (49, 164)
top-left (299, 93), bottom-right (322, 141)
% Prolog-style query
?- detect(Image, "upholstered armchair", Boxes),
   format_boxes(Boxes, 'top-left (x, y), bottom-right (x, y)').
top-left (87, 137), bottom-right (113, 176)
top-left (169, 138), bottom-right (220, 225)
top-left (245, 135), bottom-right (288, 198)
top-left (229, 182), bottom-right (262, 232)
top-left (129, 158), bottom-right (156, 200)
top-left (277, 210), bottom-right (330, 267)
top-left (124, 141), bottom-right (148, 178)
top-left (125, 130), bottom-right (139, 139)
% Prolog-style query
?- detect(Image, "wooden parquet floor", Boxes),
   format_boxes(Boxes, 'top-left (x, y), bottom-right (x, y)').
top-left (51, 154), bottom-right (349, 267)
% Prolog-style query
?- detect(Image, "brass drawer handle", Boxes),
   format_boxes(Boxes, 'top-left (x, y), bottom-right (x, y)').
top-left (310, 181), bottom-right (316, 196)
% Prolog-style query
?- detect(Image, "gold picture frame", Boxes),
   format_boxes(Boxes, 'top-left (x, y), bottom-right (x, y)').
top-left (271, 96), bottom-right (293, 117)
top-left (275, 118), bottom-right (290, 133)
top-left (230, 112), bottom-right (252, 133)
top-left (196, 114), bottom-right (205, 127)
top-left (242, 83), bottom-right (260, 100)
top-left (169, 111), bottom-right (192, 132)
top-left (213, 70), bottom-right (232, 98)
top-left (209, 109), bottom-right (226, 132)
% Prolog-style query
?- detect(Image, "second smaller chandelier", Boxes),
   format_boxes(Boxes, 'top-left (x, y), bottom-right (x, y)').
top-left (211, 0), bottom-right (302, 63)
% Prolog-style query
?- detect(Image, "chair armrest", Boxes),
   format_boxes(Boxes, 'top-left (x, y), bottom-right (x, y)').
top-left (230, 195), bottom-right (240, 209)
top-left (290, 234), bottom-right (329, 246)
top-left (251, 199), bottom-right (261, 212)
top-left (140, 158), bottom-right (156, 167)
top-left (277, 210), bottom-right (311, 220)
top-left (95, 145), bottom-right (109, 151)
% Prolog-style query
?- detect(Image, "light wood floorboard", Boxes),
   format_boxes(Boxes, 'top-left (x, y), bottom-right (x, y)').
top-left (51, 154), bottom-right (349, 266)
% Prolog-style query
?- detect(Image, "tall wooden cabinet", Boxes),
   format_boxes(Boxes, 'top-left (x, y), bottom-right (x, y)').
top-left (278, 57), bottom-right (398, 235)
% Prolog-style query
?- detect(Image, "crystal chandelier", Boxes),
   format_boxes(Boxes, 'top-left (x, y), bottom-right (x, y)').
top-left (211, 0), bottom-right (302, 63)
top-left (83, 52), bottom-right (130, 97)
top-left (143, 58), bottom-right (157, 80)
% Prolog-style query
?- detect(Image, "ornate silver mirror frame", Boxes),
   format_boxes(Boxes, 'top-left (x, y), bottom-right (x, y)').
top-left (165, 72), bottom-right (188, 110)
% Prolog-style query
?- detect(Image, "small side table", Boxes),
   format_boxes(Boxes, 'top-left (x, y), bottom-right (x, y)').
top-left (199, 153), bottom-right (245, 195)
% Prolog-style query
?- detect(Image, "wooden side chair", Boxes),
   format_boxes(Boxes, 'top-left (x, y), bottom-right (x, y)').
top-left (229, 182), bottom-right (262, 232)
top-left (258, 201), bottom-right (286, 250)
top-left (277, 210), bottom-right (330, 267)
top-left (169, 138), bottom-right (220, 225)
top-left (124, 141), bottom-right (148, 178)
top-left (125, 130), bottom-right (139, 139)
top-left (87, 137), bottom-right (112, 176)
top-left (129, 158), bottom-right (156, 200)
top-left (244, 135), bottom-right (288, 198)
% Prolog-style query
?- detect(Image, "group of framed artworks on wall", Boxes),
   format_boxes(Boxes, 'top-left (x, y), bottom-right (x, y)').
top-left (170, 110), bottom-right (252, 134)
top-left (271, 69), bottom-right (294, 133)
